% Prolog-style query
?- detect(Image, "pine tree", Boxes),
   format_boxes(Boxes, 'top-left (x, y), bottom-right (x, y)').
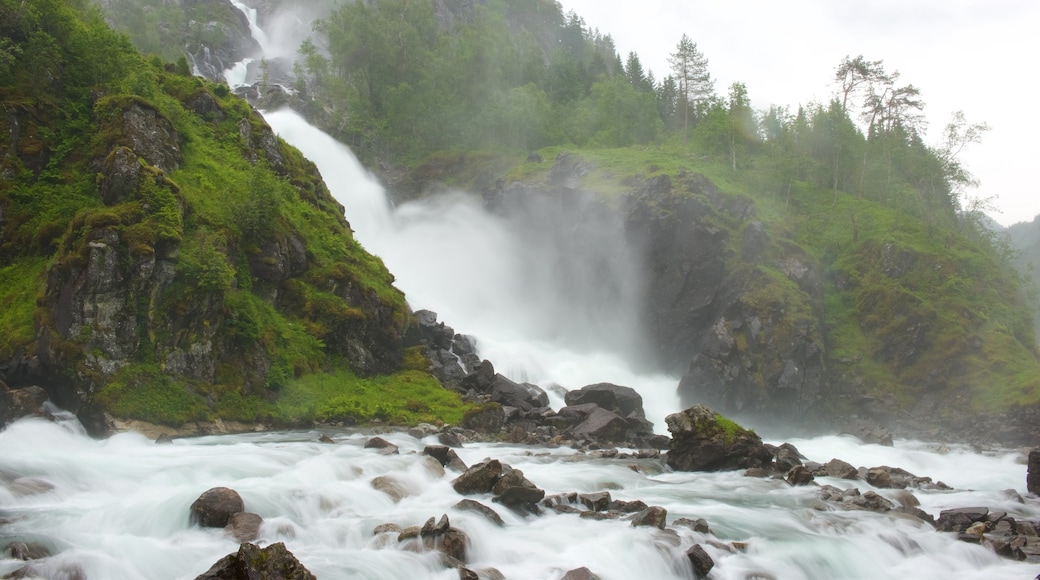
top-left (667, 34), bottom-right (713, 141)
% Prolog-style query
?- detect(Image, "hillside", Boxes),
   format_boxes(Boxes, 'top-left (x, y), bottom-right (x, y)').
top-left (0, 0), bottom-right (471, 433)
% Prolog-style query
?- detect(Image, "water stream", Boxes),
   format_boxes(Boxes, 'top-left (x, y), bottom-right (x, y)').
top-left (2, 2), bottom-right (1037, 579)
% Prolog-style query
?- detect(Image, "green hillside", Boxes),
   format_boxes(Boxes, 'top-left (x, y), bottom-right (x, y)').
top-left (0, 0), bottom-right (470, 430)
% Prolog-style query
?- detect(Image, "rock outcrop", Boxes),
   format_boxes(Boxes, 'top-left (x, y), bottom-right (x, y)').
top-left (665, 405), bottom-right (772, 472)
top-left (194, 542), bottom-right (315, 580)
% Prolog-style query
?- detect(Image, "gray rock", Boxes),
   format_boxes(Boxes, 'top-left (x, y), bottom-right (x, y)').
top-left (453, 499), bottom-right (505, 527)
top-left (224, 511), bottom-right (263, 543)
top-left (194, 542), bottom-right (315, 580)
top-left (190, 487), bottom-right (244, 528)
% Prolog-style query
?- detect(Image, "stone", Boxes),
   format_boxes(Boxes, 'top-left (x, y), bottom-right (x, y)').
top-left (461, 403), bottom-right (506, 434)
top-left (840, 418), bottom-right (894, 446)
top-left (194, 542), bottom-right (315, 580)
top-left (489, 374), bottom-right (549, 411)
top-left (453, 499), bottom-right (505, 527)
top-left (98, 146), bottom-right (141, 206)
top-left (5, 542), bottom-right (51, 561)
top-left (8, 477), bottom-right (55, 497)
top-left (373, 523), bottom-right (402, 535)
top-left (424, 445), bottom-right (468, 472)
top-left (672, 517), bottom-right (711, 534)
top-left (786, 465), bottom-right (815, 486)
top-left (937, 507), bottom-right (988, 533)
top-left (775, 445), bottom-right (803, 473)
top-left (685, 544), bottom-right (715, 578)
top-left (460, 360), bottom-right (496, 393)
top-left (578, 492), bottom-right (612, 512)
top-left (1028, 449), bottom-right (1040, 494)
top-left (665, 405), bottom-right (772, 472)
top-left (372, 475), bottom-right (411, 502)
top-left (437, 528), bottom-right (468, 563)
top-left (439, 432), bottom-right (464, 448)
top-left (865, 467), bottom-right (892, 488)
top-left (561, 567), bottom-right (600, 580)
top-left (822, 458), bottom-right (859, 479)
top-left (190, 487), bottom-right (245, 528)
top-left (567, 406), bottom-right (631, 444)
top-left (452, 459), bottom-right (503, 495)
top-left (564, 383), bottom-right (647, 420)
top-left (845, 491), bottom-right (893, 513)
top-left (224, 511), bottom-right (263, 543)
top-left (629, 506), bottom-right (667, 529)
top-left (364, 436), bottom-right (399, 455)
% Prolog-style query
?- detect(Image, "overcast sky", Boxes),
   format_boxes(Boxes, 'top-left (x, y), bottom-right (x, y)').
top-left (558, 0), bottom-right (1039, 227)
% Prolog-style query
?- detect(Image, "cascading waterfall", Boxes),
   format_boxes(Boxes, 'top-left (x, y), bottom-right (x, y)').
top-left (262, 110), bottom-right (679, 425)
top-left (2, 3), bottom-right (1038, 580)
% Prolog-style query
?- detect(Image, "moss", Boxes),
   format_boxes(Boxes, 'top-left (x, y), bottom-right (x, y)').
top-left (713, 413), bottom-right (746, 444)
top-left (0, 258), bottom-right (48, 354)
top-left (96, 365), bottom-right (209, 425)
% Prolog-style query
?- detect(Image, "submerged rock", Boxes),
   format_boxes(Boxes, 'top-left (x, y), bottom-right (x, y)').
top-left (665, 405), bottom-right (771, 471)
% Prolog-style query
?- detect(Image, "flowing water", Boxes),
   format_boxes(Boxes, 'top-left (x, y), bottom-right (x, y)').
top-left (3, 3), bottom-right (1039, 579)
top-left (1, 420), bottom-right (1038, 579)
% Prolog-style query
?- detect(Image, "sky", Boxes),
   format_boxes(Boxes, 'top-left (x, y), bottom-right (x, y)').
top-left (558, 0), bottom-right (1039, 227)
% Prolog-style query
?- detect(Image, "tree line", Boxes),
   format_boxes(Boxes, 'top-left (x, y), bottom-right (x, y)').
top-left (292, 1), bottom-right (986, 224)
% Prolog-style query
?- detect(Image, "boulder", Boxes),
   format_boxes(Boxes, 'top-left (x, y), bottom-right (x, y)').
top-left (672, 517), bottom-right (711, 534)
top-left (364, 436), bottom-right (399, 455)
top-left (424, 445), bottom-right (468, 472)
top-left (567, 406), bottom-right (631, 443)
top-left (564, 383), bottom-right (646, 420)
top-left (460, 360), bottom-right (496, 393)
top-left (224, 512), bottom-right (263, 543)
top-left (822, 458), bottom-right (859, 479)
top-left (685, 544), bottom-right (715, 579)
top-left (786, 465), bottom-right (815, 486)
top-left (452, 460), bottom-right (503, 495)
top-left (665, 405), bottom-right (772, 471)
top-left (937, 507), bottom-right (988, 533)
top-left (372, 475), bottom-right (411, 502)
top-left (194, 542), bottom-right (315, 580)
top-left (562, 567), bottom-right (600, 580)
top-left (629, 506), bottom-right (667, 529)
top-left (489, 374), bottom-right (549, 411)
top-left (0, 385), bottom-right (48, 427)
top-left (4, 541), bottom-right (51, 561)
top-left (775, 445), bottom-right (803, 473)
top-left (461, 403), bottom-right (506, 434)
top-left (1028, 449), bottom-right (1040, 494)
top-left (453, 499), bottom-right (505, 527)
top-left (189, 487), bottom-right (244, 528)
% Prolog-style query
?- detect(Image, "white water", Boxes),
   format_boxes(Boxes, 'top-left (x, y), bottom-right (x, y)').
top-left (0, 4), bottom-right (1022, 579)
top-left (263, 110), bottom-right (680, 428)
top-left (2, 419), bottom-right (1038, 579)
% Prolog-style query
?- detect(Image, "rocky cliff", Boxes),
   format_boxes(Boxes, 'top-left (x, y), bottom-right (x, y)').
top-left (0, 0), bottom-right (417, 433)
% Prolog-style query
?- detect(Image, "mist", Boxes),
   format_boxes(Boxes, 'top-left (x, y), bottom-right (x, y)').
top-left (263, 109), bottom-right (680, 429)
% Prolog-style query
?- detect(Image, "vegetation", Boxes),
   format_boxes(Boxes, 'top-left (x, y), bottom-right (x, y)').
top-left (0, 0), bottom-right (472, 428)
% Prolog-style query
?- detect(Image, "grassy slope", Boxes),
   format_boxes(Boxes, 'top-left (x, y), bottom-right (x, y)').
top-left (0, 1), bottom-right (471, 427)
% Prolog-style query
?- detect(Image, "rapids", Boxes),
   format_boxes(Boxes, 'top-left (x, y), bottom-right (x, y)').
top-left (1, 420), bottom-right (1038, 579)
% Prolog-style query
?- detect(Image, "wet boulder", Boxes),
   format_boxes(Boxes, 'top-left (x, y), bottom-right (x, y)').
top-left (461, 402), bottom-right (506, 434)
top-left (786, 465), bottom-right (815, 486)
top-left (629, 506), bottom-right (667, 529)
top-left (452, 459), bottom-right (503, 495)
top-left (937, 507), bottom-right (989, 533)
top-left (364, 436), bottom-right (399, 455)
top-left (489, 374), bottom-right (549, 411)
top-left (423, 445), bottom-right (468, 472)
top-left (194, 542), bottom-right (315, 580)
top-left (665, 405), bottom-right (772, 472)
top-left (822, 458), bottom-right (859, 479)
top-left (685, 544), bottom-right (715, 579)
top-left (0, 384), bottom-right (48, 427)
top-left (562, 567), bottom-right (600, 580)
top-left (224, 512), bottom-right (263, 543)
top-left (453, 499), bottom-right (505, 527)
top-left (565, 405), bottom-right (631, 444)
top-left (1028, 449), bottom-right (1040, 495)
top-left (565, 383), bottom-right (647, 420)
top-left (189, 487), bottom-right (245, 528)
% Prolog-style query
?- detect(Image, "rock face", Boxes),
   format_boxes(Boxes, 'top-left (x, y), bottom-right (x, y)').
top-left (1, 86), bottom-right (409, 432)
top-left (624, 173), bottom-right (826, 425)
top-left (1028, 449), bottom-right (1040, 495)
top-left (665, 405), bottom-right (772, 472)
top-left (195, 542), bottom-right (315, 580)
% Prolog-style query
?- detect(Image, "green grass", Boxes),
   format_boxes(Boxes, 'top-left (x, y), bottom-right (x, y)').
top-left (0, 258), bottom-right (48, 352)
top-left (274, 368), bottom-right (473, 426)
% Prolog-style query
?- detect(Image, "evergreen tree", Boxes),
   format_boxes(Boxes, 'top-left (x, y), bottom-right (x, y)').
top-left (667, 34), bottom-right (713, 141)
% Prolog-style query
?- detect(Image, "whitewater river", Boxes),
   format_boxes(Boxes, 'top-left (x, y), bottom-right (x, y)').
top-left (1, 419), bottom-right (1037, 579)
top-left (2, 3), bottom-right (1036, 577)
